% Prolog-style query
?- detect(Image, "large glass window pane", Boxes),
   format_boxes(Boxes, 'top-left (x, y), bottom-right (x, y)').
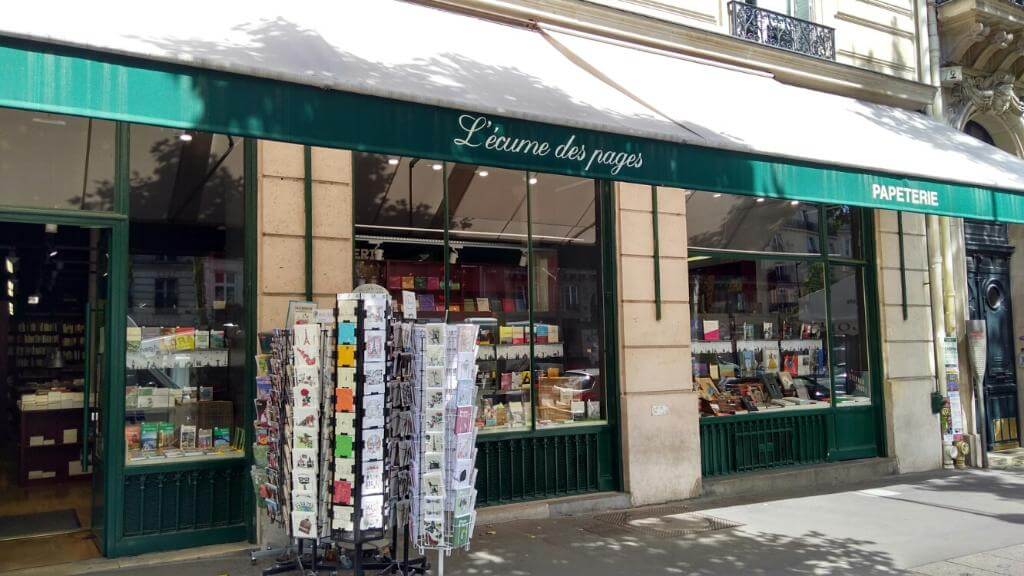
top-left (830, 265), bottom-right (871, 406)
top-left (826, 205), bottom-right (862, 259)
top-left (451, 166), bottom-right (531, 434)
top-left (0, 108), bottom-right (115, 211)
top-left (530, 174), bottom-right (605, 428)
top-left (353, 154), bottom-right (446, 318)
top-left (690, 256), bottom-right (830, 417)
top-left (686, 191), bottom-right (820, 254)
top-left (124, 125), bottom-right (246, 465)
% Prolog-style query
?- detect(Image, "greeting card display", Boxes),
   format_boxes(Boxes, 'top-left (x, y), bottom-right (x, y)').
top-left (408, 322), bottom-right (481, 553)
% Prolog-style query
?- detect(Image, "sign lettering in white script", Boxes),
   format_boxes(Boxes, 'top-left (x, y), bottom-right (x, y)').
top-left (453, 114), bottom-right (643, 175)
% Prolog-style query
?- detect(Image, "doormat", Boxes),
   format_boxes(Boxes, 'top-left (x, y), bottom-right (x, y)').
top-left (0, 509), bottom-right (81, 541)
top-left (581, 505), bottom-right (743, 538)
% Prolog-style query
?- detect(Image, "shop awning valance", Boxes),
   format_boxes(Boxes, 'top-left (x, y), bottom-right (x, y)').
top-left (2, 0), bottom-right (1024, 220)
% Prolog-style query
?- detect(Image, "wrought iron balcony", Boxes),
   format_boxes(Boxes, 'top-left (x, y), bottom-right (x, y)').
top-left (728, 1), bottom-right (836, 61)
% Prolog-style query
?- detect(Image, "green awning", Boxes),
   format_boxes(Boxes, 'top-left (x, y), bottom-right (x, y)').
top-left (0, 29), bottom-right (1021, 222)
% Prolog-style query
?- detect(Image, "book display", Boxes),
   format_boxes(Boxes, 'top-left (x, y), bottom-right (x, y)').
top-left (690, 263), bottom-right (832, 417)
top-left (123, 323), bottom-right (241, 464)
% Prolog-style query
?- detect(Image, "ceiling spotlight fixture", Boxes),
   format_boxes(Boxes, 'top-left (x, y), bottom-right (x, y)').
top-left (387, 158), bottom-right (400, 166)
top-left (179, 133), bottom-right (193, 142)
top-left (7, 302), bottom-right (13, 316)
top-left (528, 177), bottom-right (538, 185)
top-left (4, 257), bottom-right (14, 274)
top-left (519, 250), bottom-right (528, 267)
top-left (6, 280), bottom-right (13, 298)
top-left (44, 223), bottom-right (58, 234)
top-left (477, 170), bottom-right (489, 177)
top-left (49, 250), bottom-right (59, 257)
top-left (756, 198), bottom-right (766, 203)
top-left (449, 249), bottom-right (459, 264)
top-left (27, 295), bottom-right (40, 305)
top-left (431, 163), bottom-right (443, 171)
top-left (790, 200), bottom-right (800, 206)
top-left (712, 193), bottom-right (722, 198)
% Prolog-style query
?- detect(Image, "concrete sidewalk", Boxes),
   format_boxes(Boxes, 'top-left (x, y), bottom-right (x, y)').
top-left (15, 468), bottom-right (1023, 576)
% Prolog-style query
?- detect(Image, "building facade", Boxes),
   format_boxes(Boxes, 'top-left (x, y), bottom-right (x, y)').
top-left (0, 0), bottom-right (1019, 564)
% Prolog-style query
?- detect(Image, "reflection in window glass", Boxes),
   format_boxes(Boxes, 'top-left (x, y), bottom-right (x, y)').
top-left (0, 108), bottom-right (115, 211)
top-left (531, 174), bottom-right (604, 428)
top-left (124, 125), bottom-right (247, 465)
top-left (690, 256), bottom-right (830, 417)
top-left (830, 265), bottom-right (871, 406)
top-left (686, 191), bottom-right (819, 254)
top-left (826, 205), bottom-right (862, 259)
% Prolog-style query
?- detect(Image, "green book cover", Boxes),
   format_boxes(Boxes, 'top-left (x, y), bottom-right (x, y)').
top-left (157, 422), bottom-right (176, 449)
top-left (213, 426), bottom-right (231, 447)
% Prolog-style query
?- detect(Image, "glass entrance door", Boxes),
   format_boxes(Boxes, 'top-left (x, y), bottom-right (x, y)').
top-left (86, 227), bottom-right (110, 550)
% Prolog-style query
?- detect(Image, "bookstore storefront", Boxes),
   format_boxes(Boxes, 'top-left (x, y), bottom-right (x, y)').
top-left (6, 0), bottom-right (1024, 564)
top-left (686, 192), bottom-right (883, 476)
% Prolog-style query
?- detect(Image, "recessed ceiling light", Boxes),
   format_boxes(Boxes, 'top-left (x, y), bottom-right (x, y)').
top-left (528, 177), bottom-right (538, 185)
top-left (179, 133), bottom-right (193, 142)
top-left (27, 295), bottom-right (39, 305)
top-left (387, 158), bottom-right (400, 166)
top-left (477, 170), bottom-right (489, 177)
top-left (7, 302), bottom-right (13, 316)
top-left (44, 224), bottom-right (58, 234)
top-left (713, 193), bottom-right (722, 198)
top-left (756, 198), bottom-right (766, 203)
top-left (4, 258), bottom-right (13, 274)
top-left (431, 163), bottom-right (443, 171)
top-left (49, 250), bottom-right (59, 257)
top-left (790, 200), bottom-right (800, 206)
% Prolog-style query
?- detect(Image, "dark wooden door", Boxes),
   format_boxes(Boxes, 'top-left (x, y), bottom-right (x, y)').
top-left (967, 252), bottom-right (1021, 451)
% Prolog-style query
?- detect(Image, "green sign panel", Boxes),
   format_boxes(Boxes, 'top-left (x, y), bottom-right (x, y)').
top-left (1, 36), bottom-right (1022, 222)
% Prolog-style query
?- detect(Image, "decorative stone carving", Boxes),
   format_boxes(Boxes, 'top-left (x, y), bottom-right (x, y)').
top-left (947, 73), bottom-right (1024, 125)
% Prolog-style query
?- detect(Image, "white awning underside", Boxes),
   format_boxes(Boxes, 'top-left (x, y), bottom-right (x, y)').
top-left (3, 0), bottom-right (1024, 192)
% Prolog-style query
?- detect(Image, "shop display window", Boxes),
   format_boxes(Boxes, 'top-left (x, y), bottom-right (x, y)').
top-left (354, 154), bottom-right (607, 434)
top-left (688, 191), bottom-right (872, 417)
top-left (124, 125), bottom-right (247, 464)
top-left (0, 108), bottom-right (115, 211)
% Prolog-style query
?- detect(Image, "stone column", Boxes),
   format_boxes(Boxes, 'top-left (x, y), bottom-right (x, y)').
top-left (257, 142), bottom-right (353, 331)
top-left (616, 183), bottom-right (701, 505)
top-left (876, 210), bottom-right (942, 472)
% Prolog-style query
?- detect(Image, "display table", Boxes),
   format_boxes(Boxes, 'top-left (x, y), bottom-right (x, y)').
top-left (18, 406), bottom-right (90, 485)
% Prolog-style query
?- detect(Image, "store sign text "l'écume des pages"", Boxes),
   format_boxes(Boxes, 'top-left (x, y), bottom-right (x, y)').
top-left (452, 114), bottom-right (643, 175)
top-left (871, 183), bottom-right (939, 207)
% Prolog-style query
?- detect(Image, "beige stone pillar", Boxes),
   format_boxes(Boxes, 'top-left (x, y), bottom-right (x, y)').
top-left (616, 183), bottom-right (701, 505)
top-left (876, 210), bottom-right (942, 472)
top-left (257, 142), bottom-right (353, 331)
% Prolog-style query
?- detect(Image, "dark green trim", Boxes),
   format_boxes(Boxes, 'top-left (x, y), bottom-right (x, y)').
top-left (862, 210), bottom-right (887, 458)
top-left (897, 212), bottom-right (908, 320)
top-left (0, 205), bottom-right (125, 225)
top-left (820, 205), bottom-right (838, 458)
top-left (303, 145), bottom-right (313, 300)
top-left (1, 37), bottom-right (1023, 223)
top-left (688, 248), bottom-right (827, 262)
top-left (113, 525), bottom-right (248, 558)
top-left (443, 163), bottom-right (451, 314)
top-left (243, 139), bottom-right (259, 544)
top-left (600, 181), bottom-right (623, 492)
top-left (651, 186), bottom-right (661, 321)
top-left (526, 172), bottom-right (537, 432)
top-left (105, 220), bottom-right (128, 556)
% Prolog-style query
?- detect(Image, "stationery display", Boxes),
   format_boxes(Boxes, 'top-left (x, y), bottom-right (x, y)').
top-left (409, 322), bottom-right (481, 554)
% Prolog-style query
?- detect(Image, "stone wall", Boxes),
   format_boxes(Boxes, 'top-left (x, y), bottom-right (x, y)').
top-left (616, 183), bottom-right (702, 505)
top-left (257, 142), bottom-right (354, 331)
top-left (875, 210), bottom-right (942, 472)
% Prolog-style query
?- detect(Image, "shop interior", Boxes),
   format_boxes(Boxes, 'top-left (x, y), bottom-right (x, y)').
top-left (0, 222), bottom-right (104, 564)
top-left (353, 154), bottom-right (607, 433)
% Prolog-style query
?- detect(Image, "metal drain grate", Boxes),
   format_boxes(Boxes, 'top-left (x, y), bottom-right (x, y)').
top-left (582, 505), bottom-right (743, 538)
